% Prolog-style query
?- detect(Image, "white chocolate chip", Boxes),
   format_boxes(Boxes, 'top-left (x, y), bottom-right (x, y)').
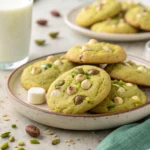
top-left (101, 0), bottom-right (107, 4)
top-left (132, 96), bottom-right (140, 100)
top-left (46, 55), bottom-right (55, 62)
top-left (114, 97), bottom-right (124, 104)
top-left (88, 39), bottom-right (98, 44)
top-left (66, 86), bottom-right (77, 95)
top-left (126, 83), bottom-right (133, 87)
top-left (75, 74), bottom-right (86, 82)
top-left (31, 67), bottom-right (41, 75)
top-left (103, 46), bottom-right (112, 52)
top-left (82, 45), bottom-right (91, 51)
top-left (53, 60), bottom-right (63, 66)
top-left (136, 14), bottom-right (141, 18)
top-left (81, 79), bottom-right (91, 90)
top-left (28, 87), bottom-right (46, 104)
top-left (50, 89), bottom-right (60, 97)
top-left (137, 66), bottom-right (147, 72)
top-left (117, 87), bottom-right (125, 93)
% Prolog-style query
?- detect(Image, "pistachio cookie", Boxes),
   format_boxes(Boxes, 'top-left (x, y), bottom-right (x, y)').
top-left (125, 6), bottom-right (150, 31)
top-left (21, 55), bottom-right (76, 91)
top-left (121, 1), bottom-right (141, 12)
top-left (91, 16), bottom-right (138, 34)
top-left (105, 61), bottom-right (150, 86)
top-left (76, 0), bottom-right (121, 27)
top-left (90, 80), bottom-right (146, 113)
top-left (46, 65), bottom-right (111, 114)
top-left (65, 39), bottom-right (127, 64)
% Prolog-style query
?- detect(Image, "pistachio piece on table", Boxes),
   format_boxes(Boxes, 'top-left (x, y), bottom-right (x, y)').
top-left (74, 68), bottom-right (84, 74)
top-left (53, 60), bottom-right (63, 66)
top-left (17, 148), bottom-right (25, 150)
top-left (88, 39), bottom-right (98, 44)
top-left (11, 124), bottom-right (17, 128)
top-left (36, 19), bottom-right (47, 26)
top-left (30, 138), bottom-right (40, 144)
top-left (25, 125), bottom-right (40, 137)
top-left (113, 97), bottom-right (124, 104)
top-left (52, 138), bottom-right (60, 145)
top-left (0, 142), bottom-right (8, 150)
top-left (41, 64), bottom-right (52, 70)
top-left (75, 74), bottom-right (86, 82)
top-left (74, 95), bottom-right (85, 105)
top-left (49, 32), bottom-right (59, 38)
top-left (35, 40), bottom-right (45, 46)
top-left (1, 132), bottom-right (10, 138)
top-left (9, 136), bottom-right (15, 142)
top-left (87, 69), bottom-right (100, 75)
top-left (31, 67), bottom-right (41, 75)
top-left (46, 55), bottom-right (55, 62)
top-left (81, 79), bottom-right (91, 90)
top-left (50, 89), bottom-right (60, 97)
top-left (18, 141), bottom-right (25, 146)
top-left (55, 80), bottom-right (65, 87)
top-left (66, 86), bottom-right (77, 95)
top-left (51, 10), bottom-right (61, 17)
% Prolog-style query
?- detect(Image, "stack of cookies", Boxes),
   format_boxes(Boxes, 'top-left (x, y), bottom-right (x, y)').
top-left (76, 0), bottom-right (150, 33)
top-left (21, 39), bottom-right (149, 114)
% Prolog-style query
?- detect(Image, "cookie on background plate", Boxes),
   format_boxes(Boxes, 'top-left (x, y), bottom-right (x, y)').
top-left (125, 6), bottom-right (150, 31)
top-left (65, 39), bottom-right (127, 64)
top-left (91, 16), bottom-right (138, 34)
top-left (105, 61), bottom-right (150, 86)
top-left (21, 55), bottom-right (76, 91)
top-left (46, 65), bottom-right (111, 114)
top-left (90, 80), bottom-right (146, 113)
top-left (76, 0), bottom-right (121, 27)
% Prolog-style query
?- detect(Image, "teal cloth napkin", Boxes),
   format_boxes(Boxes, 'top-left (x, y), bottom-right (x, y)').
top-left (95, 117), bottom-right (150, 150)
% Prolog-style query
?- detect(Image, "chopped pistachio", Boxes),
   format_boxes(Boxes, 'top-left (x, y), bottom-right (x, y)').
top-left (49, 32), bottom-right (59, 38)
top-left (18, 141), bottom-right (25, 146)
top-left (17, 148), bottom-right (25, 150)
top-left (0, 142), bottom-right (8, 150)
top-left (9, 136), bottom-right (15, 142)
top-left (11, 124), bottom-right (17, 128)
top-left (30, 138), bottom-right (40, 144)
top-left (41, 64), bottom-right (52, 70)
top-left (52, 138), bottom-right (60, 145)
top-left (1, 132), bottom-right (10, 138)
top-left (35, 40), bottom-right (45, 46)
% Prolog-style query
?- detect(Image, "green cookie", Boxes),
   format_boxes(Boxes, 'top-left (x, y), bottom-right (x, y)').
top-left (91, 16), bottom-right (138, 34)
top-left (46, 65), bottom-right (111, 114)
top-left (76, 0), bottom-right (121, 27)
top-left (90, 80), bottom-right (146, 113)
top-left (65, 39), bottom-right (127, 64)
top-left (21, 55), bottom-right (76, 91)
top-left (125, 6), bottom-right (150, 31)
top-left (105, 61), bottom-right (150, 86)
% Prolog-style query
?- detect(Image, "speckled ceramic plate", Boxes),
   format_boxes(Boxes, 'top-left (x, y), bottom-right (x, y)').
top-left (65, 4), bottom-right (150, 42)
top-left (7, 52), bottom-right (150, 130)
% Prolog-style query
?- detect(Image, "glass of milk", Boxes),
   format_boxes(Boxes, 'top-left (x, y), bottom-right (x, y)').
top-left (0, 0), bottom-right (33, 70)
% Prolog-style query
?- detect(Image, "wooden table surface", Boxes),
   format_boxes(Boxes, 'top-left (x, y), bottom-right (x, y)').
top-left (0, 0), bottom-right (150, 149)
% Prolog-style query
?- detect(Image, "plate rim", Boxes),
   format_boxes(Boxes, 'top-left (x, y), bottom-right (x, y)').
top-left (64, 3), bottom-right (150, 40)
top-left (7, 52), bottom-right (150, 118)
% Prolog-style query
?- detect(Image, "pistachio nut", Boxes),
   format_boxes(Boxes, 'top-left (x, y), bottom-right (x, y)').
top-left (74, 95), bottom-right (85, 105)
top-left (25, 124), bottom-right (40, 137)
top-left (9, 136), bottom-right (15, 142)
top-left (55, 80), bottom-right (65, 87)
top-left (35, 40), bottom-right (45, 46)
top-left (74, 68), bottom-right (84, 74)
top-left (88, 69), bottom-right (100, 75)
top-left (49, 32), bottom-right (59, 38)
top-left (30, 138), bottom-right (40, 144)
top-left (52, 138), bottom-right (60, 145)
top-left (0, 142), bottom-right (8, 150)
top-left (41, 64), bottom-right (52, 70)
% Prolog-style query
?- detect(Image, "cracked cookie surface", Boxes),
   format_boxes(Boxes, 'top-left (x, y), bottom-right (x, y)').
top-left (105, 61), bottom-right (150, 86)
top-left (46, 65), bottom-right (111, 114)
top-left (21, 55), bottom-right (76, 91)
top-left (90, 80), bottom-right (146, 113)
top-left (65, 39), bottom-right (127, 64)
